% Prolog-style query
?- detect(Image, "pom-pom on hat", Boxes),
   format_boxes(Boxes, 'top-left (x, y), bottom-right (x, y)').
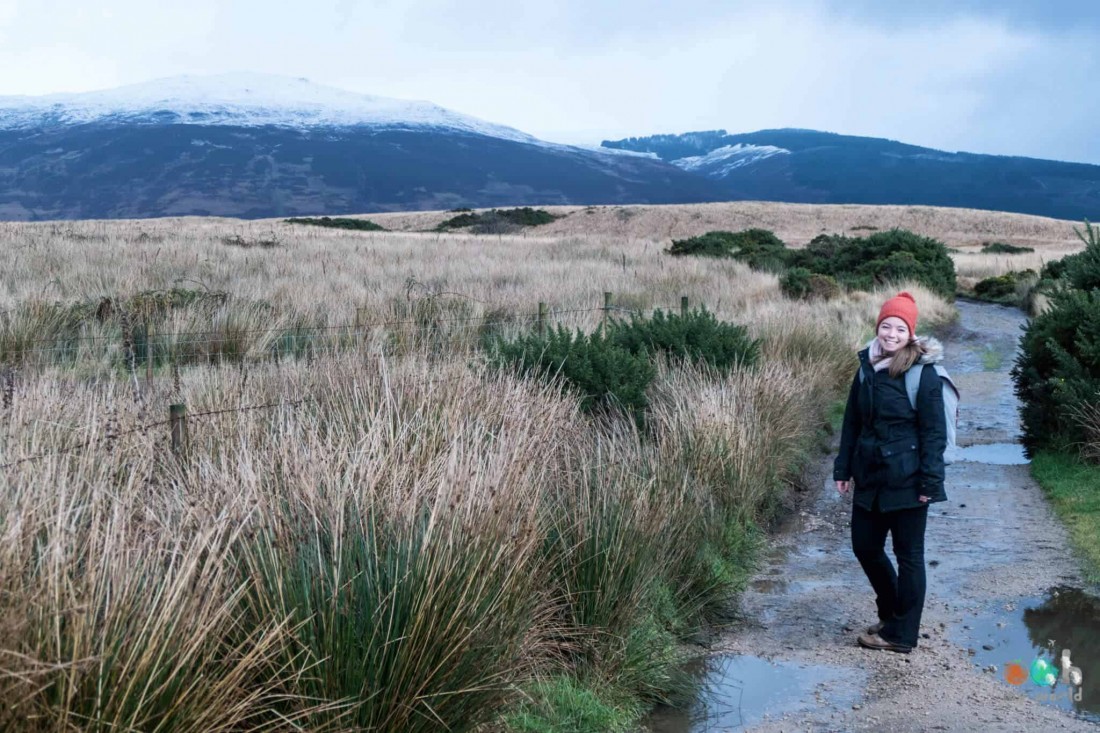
top-left (877, 291), bottom-right (918, 336)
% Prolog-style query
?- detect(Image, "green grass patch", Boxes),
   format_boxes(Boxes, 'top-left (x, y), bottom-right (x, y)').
top-left (1030, 451), bottom-right (1100, 583)
top-left (504, 676), bottom-right (639, 733)
top-left (285, 216), bottom-right (386, 231)
top-left (826, 398), bottom-right (847, 435)
top-left (980, 345), bottom-right (1003, 371)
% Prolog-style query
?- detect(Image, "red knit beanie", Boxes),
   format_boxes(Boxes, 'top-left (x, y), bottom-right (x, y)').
top-left (877, 291), bottom-right (918, 335)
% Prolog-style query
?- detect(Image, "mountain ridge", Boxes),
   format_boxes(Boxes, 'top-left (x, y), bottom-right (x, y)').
top-left (2, 75), bottom-right (1098, 221)
top-left (601, 129), bottom-right (1100, 221)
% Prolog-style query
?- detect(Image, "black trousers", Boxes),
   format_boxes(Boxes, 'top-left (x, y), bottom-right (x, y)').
top-left (851, 501), bottom-right (928, 648)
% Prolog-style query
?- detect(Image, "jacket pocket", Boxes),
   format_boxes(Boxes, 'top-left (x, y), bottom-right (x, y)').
top-left (877, 437), bottom-right (919, 487)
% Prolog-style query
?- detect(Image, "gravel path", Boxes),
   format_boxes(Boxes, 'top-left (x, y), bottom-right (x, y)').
top-left (648, 300), bottom-right (1098, 732)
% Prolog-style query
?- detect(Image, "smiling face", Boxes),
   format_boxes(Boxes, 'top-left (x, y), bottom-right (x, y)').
top-left (877, 316), bottom-right (911, 354)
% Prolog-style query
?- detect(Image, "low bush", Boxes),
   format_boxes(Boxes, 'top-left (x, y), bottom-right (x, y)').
top-left (1040, 256), bottom-right (1071, 282)
top-left (972, 270), bottom-right (1038, 305)
top-left (436, 208), bottom-right (559, 233)
top-left (780, 268), bottom-right (840, 301)
top-left (668, 229), bottom-right (955, 299)
top-left (605, 308), bottom-right (760, 374)
top-left (666, 229), bottom-right (788, 271)
top-left (1037, 223), bottom-right (1100, 291)
top-left (1013, 288), bottom-right (1100, 455)
top-left (1013, 221), bottom-right (1100, 457)
top-left (285, 216), bottom-right (386, 231)
top-left (487, 324), bottom-right (655, 423)
top-left (1066, 221), bottom-right (1100, 291)
top-left (779, 267), bottom-right (812, 299)
top-left (981, 242), bottom-right (1034, 254)
top-left (790, 230), bottom-right (956, 299)
top-left (486, 309), bottom-right (759, 425)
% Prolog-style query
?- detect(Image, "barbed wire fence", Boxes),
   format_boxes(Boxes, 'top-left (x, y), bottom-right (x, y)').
top-left (0, 292), bottom-right (700, 471)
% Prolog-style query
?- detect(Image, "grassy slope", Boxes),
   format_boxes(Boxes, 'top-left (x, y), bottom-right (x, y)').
top-left (1030, 452), bottom-right (1100, 584)
top-left (365, 201), bottom-right (1084, 251)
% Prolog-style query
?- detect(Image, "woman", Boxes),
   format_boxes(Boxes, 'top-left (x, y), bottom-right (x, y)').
top-left (834, 291), bottom-right (947, 654)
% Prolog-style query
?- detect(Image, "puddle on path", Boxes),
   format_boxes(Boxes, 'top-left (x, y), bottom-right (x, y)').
top-left (751, 577), bottom-right (845, 595)
top-left (947, 442), bottom-right (1030, 465)
top-left (955, 586), bottom-right (1100, 723)
top-left (645, 655), bottom-right (862, 732)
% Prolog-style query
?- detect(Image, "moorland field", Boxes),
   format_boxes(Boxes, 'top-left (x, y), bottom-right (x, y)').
top-left (0, 202), bottom-right (1084, 731)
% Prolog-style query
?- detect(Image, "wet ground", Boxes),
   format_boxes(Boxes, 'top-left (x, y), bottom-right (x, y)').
top-left (645, 299), bottom-right (1100, 732)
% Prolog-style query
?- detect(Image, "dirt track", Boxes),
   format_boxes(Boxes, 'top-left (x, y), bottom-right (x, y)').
top-left (646, 299), bottom-right (1099, 732)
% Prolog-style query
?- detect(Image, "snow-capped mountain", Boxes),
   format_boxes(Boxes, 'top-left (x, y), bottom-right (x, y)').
top-left (0, 74), bottom-right (722, 220)
top-left (602, 129), bottom-right (1100, 221)
top-left (0, 73), bottom-right (542, 144)
top-left (672, 144), bottom-right (790, 176)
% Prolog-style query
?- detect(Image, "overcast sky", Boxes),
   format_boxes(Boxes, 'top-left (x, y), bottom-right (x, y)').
top-left (2, 0), bottom-right (1098, 163)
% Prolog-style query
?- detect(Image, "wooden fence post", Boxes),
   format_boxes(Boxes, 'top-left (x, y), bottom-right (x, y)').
top-left (355, 307), bottom-right (363, 351)
top-left (537, 302), bottom-right (547, 338)
top-left (145, 322), bottom-right (154, 389)
top-left (603, 291), bottom-right (612, 322)
top-left (681, 295), bottom-right (689, 317)
top-left (170, 403), bottom-right (188, 459)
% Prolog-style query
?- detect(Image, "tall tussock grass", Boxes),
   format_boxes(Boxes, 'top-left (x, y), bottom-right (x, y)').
top-left (0, 340), bottom-right (838, 731)
top-left (0, 217), bottom-right (958, 730)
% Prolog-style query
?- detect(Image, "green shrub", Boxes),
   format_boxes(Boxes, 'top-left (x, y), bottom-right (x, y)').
top-left (666, 229), bottom-right (788, 271)
top-left (807, 273), bottom-right (841, 300)
top-left (1066, 221), bottom-right (1100, 292)
top-left (981, 242), bottom-right (1035, 254)
top-left (972, 270), bottom-right (1038, 304)
top-left (486, 309), bottom-right (758, 423)
top-left (779, 267), bottom-right (812, 299)
top-left (1037, 223), bottom-right (1100, 290)
top-left (664, 231), bottom-right (738, 258)
top-left (667, 228), bottom-right (954, 297)
top-left (1016, 222), bottom-right (1100, 454)
top-left (1013, 288), bottom-right (1100, 455)
top-left (791, 229), bottom-right (956, 298)
top-left (779, 269), bottom-right (840, 301)
top-left (487, 324), bottom-right (654, 422)
top-left (436, 208), bottom-right (559, 233)
top-left (285, 216), bottom-right (386, 231)
top-left (1041, 256), bottom-right (1072, 281)
top-left (605, 308), bottom-right (760, 374)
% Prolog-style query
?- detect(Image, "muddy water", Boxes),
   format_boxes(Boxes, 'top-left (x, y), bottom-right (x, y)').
top-left (645, 656), bottom-right (864, 731)
top-left (645, 299), bottom-right (1100, 733)
top-left (957, 587), bottom-right (1100, 722)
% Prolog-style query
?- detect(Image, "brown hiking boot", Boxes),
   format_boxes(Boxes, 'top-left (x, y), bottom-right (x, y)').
top-left (858, 631), bottom-right (913, 654)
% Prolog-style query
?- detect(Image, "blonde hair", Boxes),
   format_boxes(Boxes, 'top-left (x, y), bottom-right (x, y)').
top-left (872, 339), bottom-right (925, 379)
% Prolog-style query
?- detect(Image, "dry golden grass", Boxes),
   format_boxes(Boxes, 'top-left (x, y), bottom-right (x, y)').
top-left (365, 201), bottom-right (1085, 250)
top-left (0, 214), bottom-right (960, 362)
top-left (0, 205), bottom-right (971, 730)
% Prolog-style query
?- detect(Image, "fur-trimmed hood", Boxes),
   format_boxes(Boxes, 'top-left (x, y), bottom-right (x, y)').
top-left (917, 336), bottom-right (945, 364)
top-left (861, 335), bottom-right (945, 364)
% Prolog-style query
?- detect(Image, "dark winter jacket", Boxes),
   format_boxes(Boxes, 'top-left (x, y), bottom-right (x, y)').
top-left (833, 337), bottom-right (948, 512)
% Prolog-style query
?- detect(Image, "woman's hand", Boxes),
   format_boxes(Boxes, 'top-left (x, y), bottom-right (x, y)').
top-left (836, 480), bottom-right (851, 495)
top-left (919, 495), bottom-right (930, 503)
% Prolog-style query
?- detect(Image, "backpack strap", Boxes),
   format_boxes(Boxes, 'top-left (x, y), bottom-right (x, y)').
top-left (904, 363), bottom-right (924, 411)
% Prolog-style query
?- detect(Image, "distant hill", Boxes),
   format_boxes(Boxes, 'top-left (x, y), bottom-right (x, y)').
top-left (2, 75), bottom-right (1098, 222)
top-left (601, 129), bottom-right (1100, 221)
top-left (0, 73), bottom-right (720, 220)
